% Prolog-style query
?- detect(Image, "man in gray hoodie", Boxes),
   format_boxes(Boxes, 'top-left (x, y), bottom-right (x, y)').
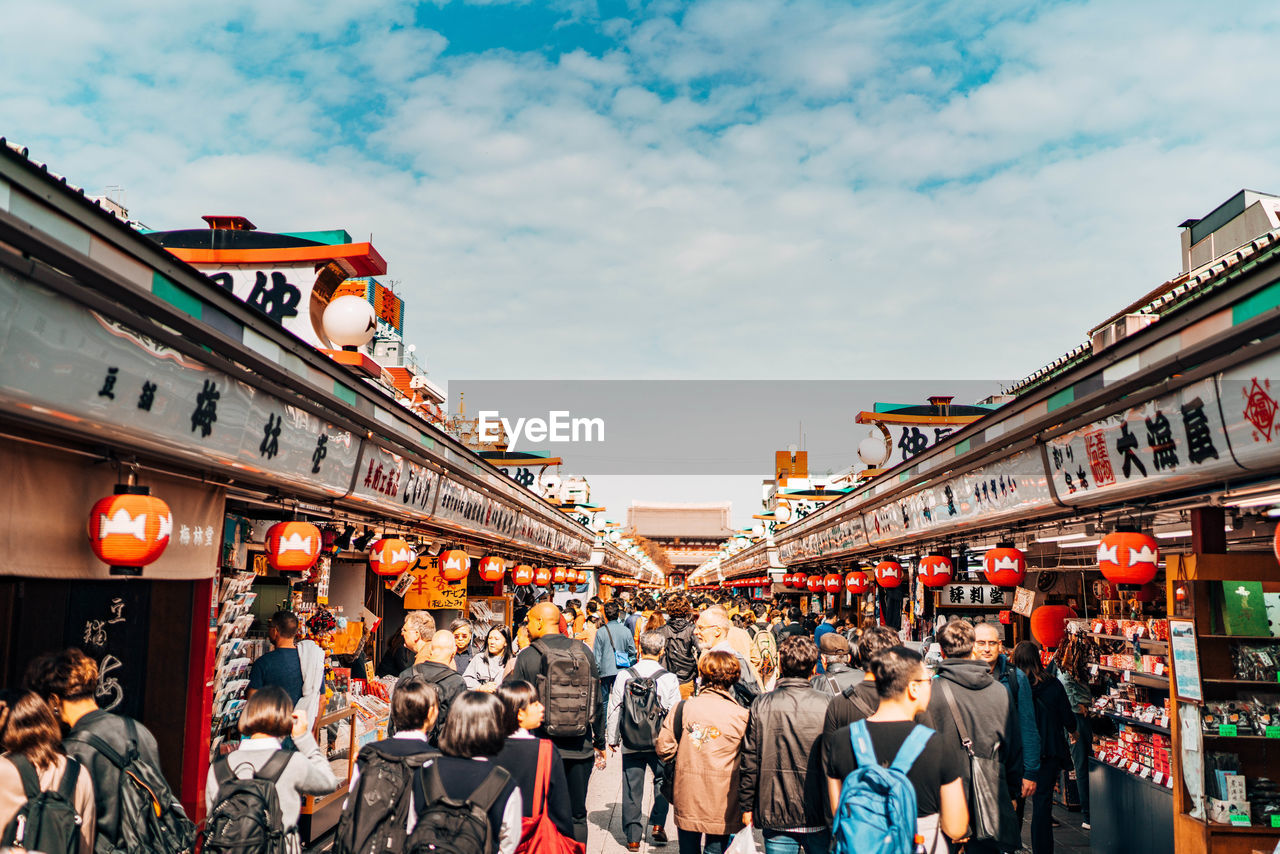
top-left (924, 619), bottom-right (1023, 854)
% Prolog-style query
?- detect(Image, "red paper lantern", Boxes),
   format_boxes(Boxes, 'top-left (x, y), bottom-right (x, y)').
top-left (265, 521), bottom-right (322, 575)
top-left (806, 574), bottom-right (824, 593)
top-left (845, 570), bottom-right (871, 595)
top-left (1030, 605), bottom-right (1077, 649)
top-left (824, 573), bottom-right (842, 593)
top-left (875, 560), bottom-right (904, 588)
top-left (88, 486), bottom-right (172, 575)
top-left (512, 564), bottom-right (534, 586)
top-left (369, 537), bottom-right (415, 576)
top-left (1097, 530), bottom-right (1159, 589)
top-left (783, 572), bottom-right (797, 589)
top-left (478, 556), bottom-right (505, 582)
top-left (534, 566), bottom-right (552, 586)
top-left (552, 566), bottom-right (567, 584)
top-left (438, 549), bottom-right (470, 581)
top-left (918, 554), bottom-right (953, 588)
top-left (983, 544), bottom-right (1026, 588)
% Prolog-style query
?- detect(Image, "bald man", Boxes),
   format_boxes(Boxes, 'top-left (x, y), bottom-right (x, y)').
top-left (506, 602), bottom-right (605, 844)
top-left (393, 630), bottom-right (466, 740)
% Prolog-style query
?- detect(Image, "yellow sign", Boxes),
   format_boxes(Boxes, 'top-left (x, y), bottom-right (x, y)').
top-left (252, 552), bottom-right (271, 577)
top-left (403, 560), bottom-right (467, 610)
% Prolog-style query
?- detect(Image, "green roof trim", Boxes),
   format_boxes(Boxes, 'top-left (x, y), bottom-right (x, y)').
top-left (1232, 278), bottom-right (1280, 325)
top-left (332, 381), bottom-right (357, 406)
top-left (1047, 386), bottom-right (1075, 413)
top-left (953, 438), bottom-right (970, 455)
top-left (419, 432), bottom-right (435, 449)
top-left (280, 229), bottom-right (354, 246)
top-left (151, 272), bottom-right (203, 319)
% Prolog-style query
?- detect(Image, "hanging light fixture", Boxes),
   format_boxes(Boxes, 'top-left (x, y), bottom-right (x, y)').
top-left (88, 484), bottom-right (172, 576)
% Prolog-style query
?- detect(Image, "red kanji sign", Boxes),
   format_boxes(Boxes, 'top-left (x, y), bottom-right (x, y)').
top-left (1084, 429), bottom-right (1115, 487)
top-left (1243, 377), bottom-right (1277, 442)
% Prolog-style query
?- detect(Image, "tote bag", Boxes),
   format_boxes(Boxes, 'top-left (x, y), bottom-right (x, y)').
top-left (517, 740), bottom-right (585, 854)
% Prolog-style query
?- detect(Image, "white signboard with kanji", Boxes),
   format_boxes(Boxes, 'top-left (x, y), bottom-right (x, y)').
top-left (938, 584), bottom-right (1009, 608)
top-left (1217, 350), bottom-right (1280, 471)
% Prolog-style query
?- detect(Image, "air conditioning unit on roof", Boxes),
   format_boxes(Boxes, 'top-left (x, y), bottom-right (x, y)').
top-left (1090, 313), bottom-right (1157, 353)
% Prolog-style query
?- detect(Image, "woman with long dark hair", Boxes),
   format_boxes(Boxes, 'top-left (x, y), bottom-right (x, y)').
top-left (492, 680), bottom-right (575, 841)
top-left (1013, 641), bottom-right (1077, 854)
top-left (464, 626), bottom-right (514, 691)
top-left (0, 692), bottom-right (96, 853)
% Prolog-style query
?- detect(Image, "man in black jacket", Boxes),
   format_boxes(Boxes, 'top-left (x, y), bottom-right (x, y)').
top-left (657, 595), bottom-right (698, 698)
top-left (395, 630), bottom-right (466, 739)
top-left (739, 635), bottom-right (831, 854)
top-left (505, 602), bottom-right (606, 844)
top-left (924, 619), bottom-right (1023, 854)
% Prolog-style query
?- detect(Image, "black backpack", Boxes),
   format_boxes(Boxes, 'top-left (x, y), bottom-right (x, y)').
top-left (334, 743), bottom-right (434, 854)
top-left (619, 667), bottom-right (668, 750)
top-left (406, 762), bottom-right (511, 854)
top-left (659, 623), bottom-right (697, 682)
top-left (0, 754), bottom-right (82, 854)
top-left (67, 718), bottom-right (197, 853)
top-left (201, 751), bottom-right (292, 854)
top-left (532, 639), bottom-right (597, 739)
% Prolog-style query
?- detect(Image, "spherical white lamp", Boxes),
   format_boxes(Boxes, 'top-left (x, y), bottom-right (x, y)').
top-left (858, 434), bottom-right (890, 466)
top-left (323, 295), bottom-right (377, 350)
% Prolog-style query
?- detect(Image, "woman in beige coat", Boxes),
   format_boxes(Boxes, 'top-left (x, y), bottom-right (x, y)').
top-left (656, 650), bottom-right (750, 854)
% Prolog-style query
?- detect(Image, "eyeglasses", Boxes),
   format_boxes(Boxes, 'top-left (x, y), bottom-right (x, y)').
top-left (973, 641), bottom-right (1000, 648)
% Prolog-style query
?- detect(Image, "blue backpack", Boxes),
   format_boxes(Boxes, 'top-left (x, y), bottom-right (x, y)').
top-left (832, 720), bottom-right (933, 854)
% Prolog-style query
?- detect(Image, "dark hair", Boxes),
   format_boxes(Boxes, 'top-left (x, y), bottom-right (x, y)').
top-left (269, 610), bottom-right (299, 639)
top-left (1012, 641), bottom-right (1045, 685)
top-left (391, 676), bottom-right (440, 732)
top-left (484, 625), bottom-right (513, 665)
top-left (33, 648), bottom-right (98, 702)
top-left (779, 635), bottom-right (819, 679)
top-left (855, 626), bottom-right (900, 667)
top-left (604, 601), bottom-right (621, 622)
top-left (698, 650), bottom-right (741, 691)
top-left (240, 686), bottom-right (294, 738)
top-left (449, 618), bottom-right (472, 634)
top-left (666, 596), bottom-right (691, 619)
top-left (869, 645), bottom-right (926, 699)
top-left (0, 692), bottom-right (64, 771)
top-left (787, 607), bottom-right (802, 623)
top-left (495, 680), bottom-right (539, 735)
top-left (938, 619), bottom-right (976, 659)
top-left (438, 691), bottom-right (507, 757)
top-left (824, 609), bottom-right (838, 621)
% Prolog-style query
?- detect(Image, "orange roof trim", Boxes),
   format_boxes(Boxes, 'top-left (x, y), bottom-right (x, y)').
top-left (166, 242), bottom-right (387, 277)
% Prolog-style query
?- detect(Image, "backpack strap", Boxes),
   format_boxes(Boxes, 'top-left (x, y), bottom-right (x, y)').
top-left (938, 682), bottom-right (975, 754)
top-left (57, 758), bottom-right (81, 802)
top-left (6, 754), bottom-right (42, 801)
top-left (888, 725), bottom-right (935, 775)
top-left (256, 750), bottom-right (294, 784)
top-left (213, 756), bottom-right (237, 788)
top-left (848, 720), bottom-right (878, 769)
top-left (69, 730), bottom-right (129, 769)
top-left (672, 700), bottom-right (685, 746)
top-left (467, 765), bottom-right (512, 813)
top-left (842, 683), bottom-right (877, 719)
top-left (416, 761), bottom-right (448, 811)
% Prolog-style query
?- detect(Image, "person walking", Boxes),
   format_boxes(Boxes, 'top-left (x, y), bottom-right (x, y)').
top-left (824, 646), bottom-right (968, 854)
top-left (410, 692), bottom-right (522, 854)
top-left (925, 619), bottom-right (1023, 854)
top-left (451, 619), bottom-right (476, 676)
top-left (247, 610), bottom-right (307, 706)
top-left (395, 630), bottom-right (468, 738)
top-left (707, 605), bottom-right (763, 687)
top-left (810, 634), bottom-right (861, 696)
top-left (813, 610), bottom-right (838, 673)
top-left (1013, 641), bottom-right (1077, 854)
top-left (608, 631), bottom-right (681, 851)
top-left (1053, 635), bottom-right (1092, 829)
top-left (594, 601), bottom-right (638, 718)
top-left (493, 680), bottom-right (575, 841)
top-left (0, 692), bottom-right (96, 853)
top-left (738, 635), bottom-right (831, 854)
top-left (776, 608), bottom-right (805, 641)
top-left (206, 686), bottom-right (340, 851)
top-left (505, 602), bottom-right (605, 844)
top-left (974, 623), bottom-right (1040, 811)
top-left (32, 648), bottom-right (192, 852)
top-left (464, 626), bottom-right (514, 691)
top-left (693, 609), bottom-right (759, 705)
top-left (658, 596), bottom-right (700, 700)
top-left (656, 651), bottom-right (751, 854)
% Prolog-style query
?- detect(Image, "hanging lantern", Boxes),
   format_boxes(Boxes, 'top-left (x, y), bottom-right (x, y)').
top-left (875, 560), bottom-right (904, 588)
top-left (918, 554), bottom-right (953, 588)
top-left (824, 573), bottom-right (843, 593)
top-left (806, 574), bottom-right (824, 593)
top-left (265, 521), bottom-right (322, 576)
top-left (782, 572), bottom-right (795, 589)
top-left (512, 564), bottom-right (534, 586)
top-left (577, 569), bottom-right (589, 585)
top-left (792, 572), bottom-right (806, 589)
top-left (552, 566), bottom-right (567, 584)
top-left (1097, 529), bottom-right (1159, 589)
top-left (369, 537), bottom-right (415, 576)
top-left (534, 566), bottom-right (552, 586)
top-left (1030, 605), bottom-right (1077, 649)
top-left (437, 549), bottom-right (470, 581)
top-left (478, 556), bottom-right (505, 583)
top-left (88, 485), bottom-right (172, 576)
top-left (983, 543), bottom-right (1026, 588)
top-left (845, 570), bottom-right (871, 595)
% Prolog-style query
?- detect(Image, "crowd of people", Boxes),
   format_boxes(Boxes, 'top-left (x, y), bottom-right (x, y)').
top-left (0, 591), bottom-right (1084, 854)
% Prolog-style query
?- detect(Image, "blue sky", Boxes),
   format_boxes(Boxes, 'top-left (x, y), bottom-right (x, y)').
top-left (6, 0), bottom-right (1280, 523)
